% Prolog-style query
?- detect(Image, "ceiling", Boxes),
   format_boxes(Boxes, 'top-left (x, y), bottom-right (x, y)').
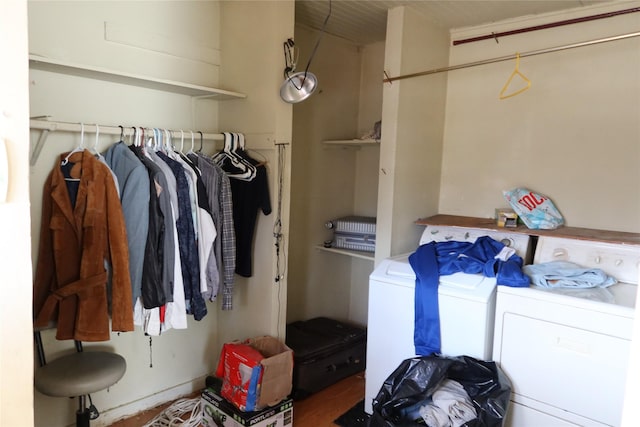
top-left (294, 0), bottom-right (614, 45)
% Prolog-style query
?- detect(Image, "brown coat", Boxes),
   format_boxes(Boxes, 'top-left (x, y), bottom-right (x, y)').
top-left (34, 150), bottom-right (134, 341)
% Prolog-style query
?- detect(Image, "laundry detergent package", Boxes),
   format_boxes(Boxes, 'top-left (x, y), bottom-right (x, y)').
top-left (216, 342), bottom-right (264, 411)
top-left (503, 187), bottom-right (564, 229)
top-left (216, 336), bottom-right (293, 412)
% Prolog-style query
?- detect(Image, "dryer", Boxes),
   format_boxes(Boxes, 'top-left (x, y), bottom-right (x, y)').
top-left (364, 225), bottom-right (532, 414)
top-left (493, 236), bottom-right (640, 426)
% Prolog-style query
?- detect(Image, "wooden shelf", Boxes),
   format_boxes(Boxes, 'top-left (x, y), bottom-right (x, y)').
top-left (29, 55), bottom-right (247, 100)
top-left (315, 245), bottom-right (374, 261)
top-left (322, 138), bottom-right (379, 146)
top-left (416, 214), bottom-right (640, 246)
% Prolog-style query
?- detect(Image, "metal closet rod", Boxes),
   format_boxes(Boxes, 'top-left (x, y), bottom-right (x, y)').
top-left (29, 118), bottom-right (224, 166)
top-left (452, 6), bottom-right (640, 46)
top-left (383, 30), bottom-right (640, 84)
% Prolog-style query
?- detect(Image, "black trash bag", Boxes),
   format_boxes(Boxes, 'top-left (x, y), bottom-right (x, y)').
top-left (368, 355), bottom-right (511, 427)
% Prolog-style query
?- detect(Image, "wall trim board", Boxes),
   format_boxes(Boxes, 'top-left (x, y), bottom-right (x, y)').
top-left (105, 22), bottom-right (221, 66)
top-left (97, 375), bottom-right (206, 426)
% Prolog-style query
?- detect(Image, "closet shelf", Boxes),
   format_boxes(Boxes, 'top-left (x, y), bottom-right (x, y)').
top-left (29, 55), bottom-right (247, 100)
top-left (322, 138), bottom-right (379, 146)
top-left (315, 245), bottom-right (374, 261)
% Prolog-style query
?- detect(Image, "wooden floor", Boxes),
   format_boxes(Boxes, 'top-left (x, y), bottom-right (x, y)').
top-left (109, 372), bottom-right (365, 426)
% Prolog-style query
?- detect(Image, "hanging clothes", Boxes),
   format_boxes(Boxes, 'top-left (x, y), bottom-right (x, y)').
top-left (129, 145), bottom-right (175, 309)
top-left (103, 141), bottom-right (150, 306)
top-left (172, 150), bottom-right (218, 303)
top-left (215, 133), bottom-right (271, 278)
top-left (189, 152), bottom-right (236, 310)
top-left (33, 149), bottom-right (134, 341)
top-left (157, 151), bottom-right (207, 321)
top-left (229, 161), bottom-right (271, 277)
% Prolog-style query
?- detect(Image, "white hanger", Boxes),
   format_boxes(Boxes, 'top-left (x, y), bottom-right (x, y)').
top-left (164, 129), bottom-right (172, 152)
top-left (61, 122), bottom-right (85, 165)
top-left (91, 124), bottom-right (102, 155)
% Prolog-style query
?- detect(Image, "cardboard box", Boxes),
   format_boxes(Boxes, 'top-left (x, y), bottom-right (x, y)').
top-left (216, 336), bottom-right (294, 411)
top-left (495, 208), bottom-right (518, 228)
top-left (201, 386), bottom-right (294, 427)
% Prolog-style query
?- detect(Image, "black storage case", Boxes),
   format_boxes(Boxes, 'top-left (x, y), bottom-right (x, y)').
top-left (285, 317), bottom-right (366, 400)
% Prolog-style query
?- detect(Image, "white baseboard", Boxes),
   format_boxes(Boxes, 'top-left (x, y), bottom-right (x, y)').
top-left (91, 375), bottom-right (207, 427)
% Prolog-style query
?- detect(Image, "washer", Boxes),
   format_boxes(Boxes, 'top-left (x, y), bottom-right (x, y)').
top-left (493, 236), bottom-right (640, 427)
top-left (364, 225), bottom-right (532, 415)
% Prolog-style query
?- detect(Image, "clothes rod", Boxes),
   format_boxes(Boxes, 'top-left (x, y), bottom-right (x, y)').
top-left (383, 30), bottom-right (640, 84)
top-left (29, 119), bottom-right (223, 166)
top-left (30, 119), bottom-right (223, 141)
top-left (453, 7), bottom-right (640, 46)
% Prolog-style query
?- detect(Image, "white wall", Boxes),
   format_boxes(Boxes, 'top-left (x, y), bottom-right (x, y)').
top-left (27, 1), bottom-right (293, 426)
top-left (376, 6), bottom-right (450, 263)
top-left (217, 0), bottom-right (294, 347)
top-left (0, 1), bottom-right (34, 426)
top-left (440, 2), bottom-right (640, 232)
top-left (287, 26), bottom-right (384, 326)
top-left (288, 25), bottom-right (362, 323)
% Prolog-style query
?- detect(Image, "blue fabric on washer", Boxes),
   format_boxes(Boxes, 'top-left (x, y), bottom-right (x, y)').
top-left (409, 237), bottom-right (530, 355)
top-left (409, 242), bottom-right (441, 356)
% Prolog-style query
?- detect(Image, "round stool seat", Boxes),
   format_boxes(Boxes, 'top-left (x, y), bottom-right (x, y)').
top-left (35, 351), bottom-right (126, 397)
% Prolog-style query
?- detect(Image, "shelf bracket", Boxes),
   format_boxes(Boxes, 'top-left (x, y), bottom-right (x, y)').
top-left (30, 128), bottom-right (50, 166)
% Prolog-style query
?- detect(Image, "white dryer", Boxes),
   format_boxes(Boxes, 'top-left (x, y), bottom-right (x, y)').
top-left (493, 235), bottom-right (640, 427)
top-left (364, 225), bottom-right (532, 415)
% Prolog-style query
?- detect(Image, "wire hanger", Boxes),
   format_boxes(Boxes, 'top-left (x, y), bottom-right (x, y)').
top-left (499, 53), bottom-right (531, 100)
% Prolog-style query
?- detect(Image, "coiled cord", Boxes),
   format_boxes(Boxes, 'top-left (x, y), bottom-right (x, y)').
top-left (142, 397), bottom-right (203, 427)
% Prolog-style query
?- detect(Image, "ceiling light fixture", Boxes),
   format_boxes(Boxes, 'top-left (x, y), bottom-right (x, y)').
top-left (279, 0), bottom-right (332, 104)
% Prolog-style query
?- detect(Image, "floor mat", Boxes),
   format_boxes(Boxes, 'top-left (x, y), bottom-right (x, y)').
top-left (334, 400), bottom-right (370, 427)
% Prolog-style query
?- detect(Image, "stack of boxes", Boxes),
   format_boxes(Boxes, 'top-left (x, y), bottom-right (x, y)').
top-left (327, 216), bottom-right (376, 253)
top-left (201, 336), bottom-right (294, 427)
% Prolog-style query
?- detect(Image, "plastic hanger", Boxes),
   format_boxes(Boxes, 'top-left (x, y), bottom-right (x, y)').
top-left (499, 53), bottom-right (531, 100)
top-left (91, 124), bottom-right (101, 156)
top-left (212, 132), bottom-right (256, 180)
top-left (198, 131), bottom-right (204, 153)
top-left (61, 123), bottom-right (85, 166)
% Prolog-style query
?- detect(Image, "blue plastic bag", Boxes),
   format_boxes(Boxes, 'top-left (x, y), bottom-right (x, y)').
top-left (503, 188), bottom-right (564, 230)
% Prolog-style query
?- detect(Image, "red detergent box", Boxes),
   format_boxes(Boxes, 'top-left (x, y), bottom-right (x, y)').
top-left (216, 342), bottom-right (265, 412)
top-left (216, 336), bottom-right (293, 412)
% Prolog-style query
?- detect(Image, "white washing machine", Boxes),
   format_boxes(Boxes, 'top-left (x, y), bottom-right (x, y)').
top-left (364, 225), bottom-right (532, 415)
top-left (493, 235), bottom-right (640, 427)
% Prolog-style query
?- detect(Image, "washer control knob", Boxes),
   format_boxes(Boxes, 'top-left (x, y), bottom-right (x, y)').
top-left (500, 238), bottom-right (513, 248)
top-left (615, 259), bottom-right (623, 267)
top-left (553, 248), bottom-right (567, 258)
top-left (594, 256), bottom-right (601, 264)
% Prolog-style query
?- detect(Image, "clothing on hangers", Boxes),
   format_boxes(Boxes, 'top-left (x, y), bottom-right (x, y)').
top-left (33, 149), bottom-right (134, 341)
top-left (189, 152), bottom-right (236, 309)
top-left (104, 141), bottom-right (150, 305)
top-left (35, 123), bottom-right (244, 339)
top-left (215, 132), bottom-right (271, 278)
top-left (157, 151), bottom-right (207, 321)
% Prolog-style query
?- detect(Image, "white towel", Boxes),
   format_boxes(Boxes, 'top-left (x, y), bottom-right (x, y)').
top-left (419, 403), bottom-right (451, 427)
top-left (432, 379), bottom-right (477, 427)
